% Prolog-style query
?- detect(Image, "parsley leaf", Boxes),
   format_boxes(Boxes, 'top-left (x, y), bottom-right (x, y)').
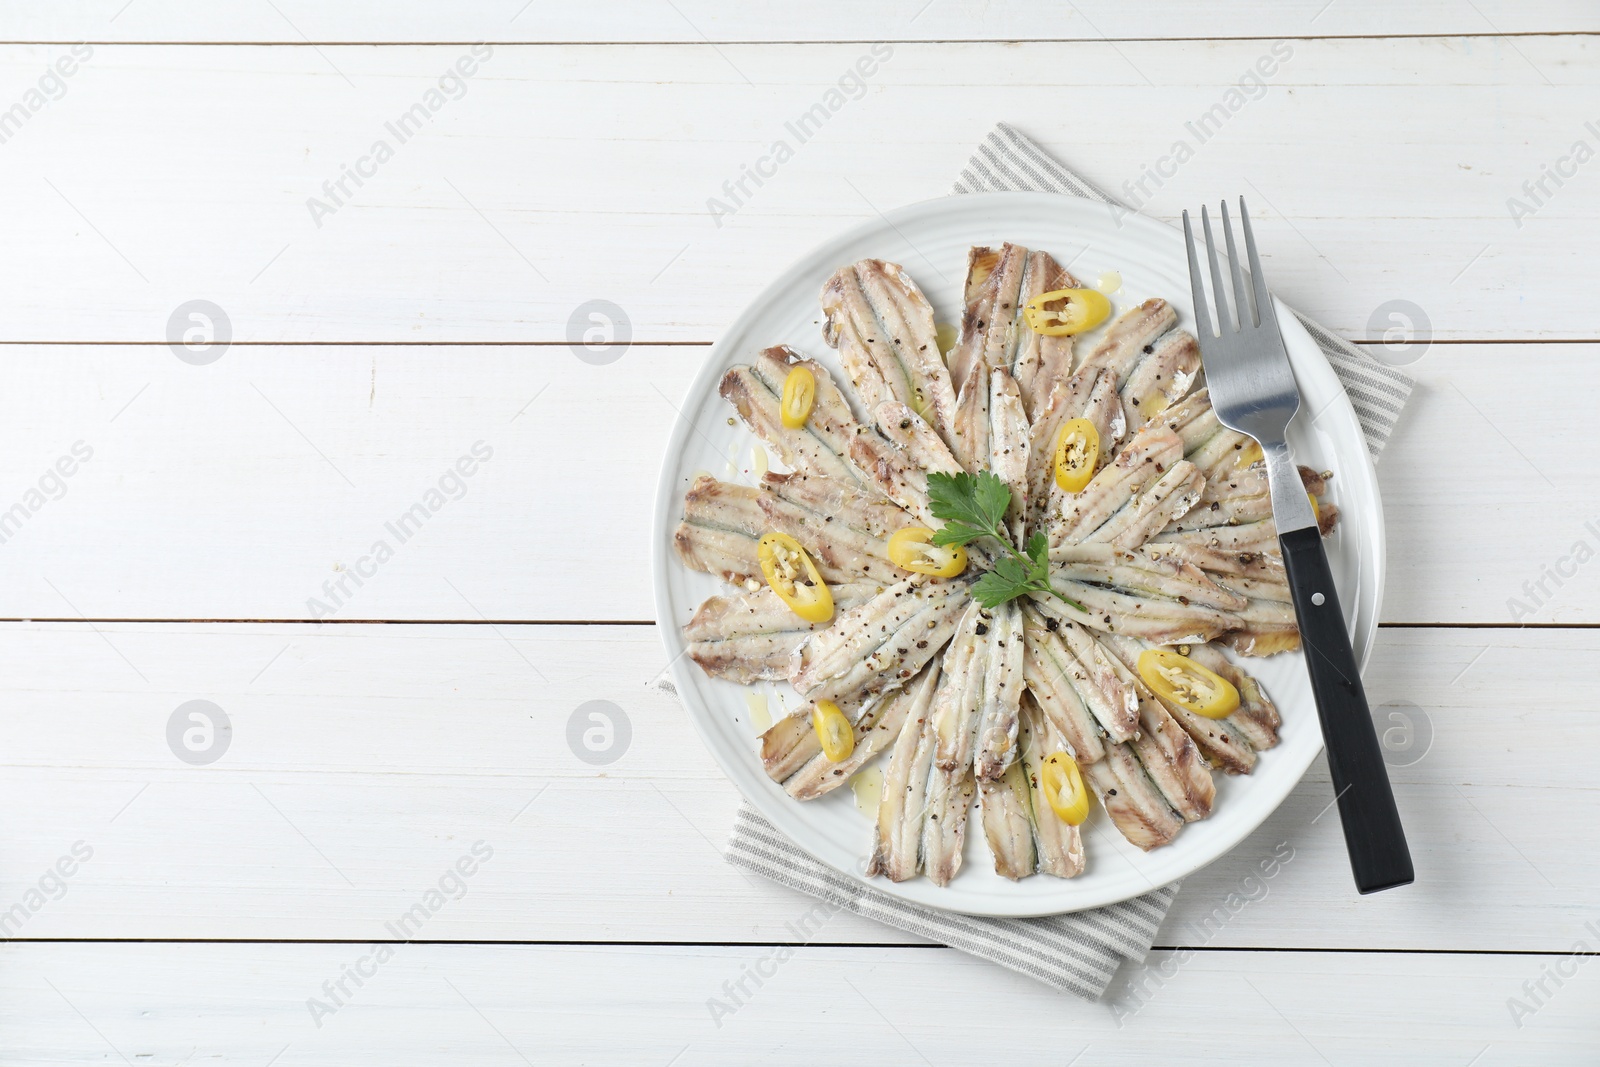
top-left (973, 567), bottom-right (1033, 608)
top-left (973, 471), bottom-right (1012, 530)
top-left (926, 471), bottom-right (983, 528)
top-left (1026, 532), bottom-right (1049, 570)
top-left (922, 469), bottom-right (1083, 612)
top-left (931, 521), bottom-right (986, 548)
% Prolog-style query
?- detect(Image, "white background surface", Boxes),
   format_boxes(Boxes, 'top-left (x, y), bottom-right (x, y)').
top-left (0, 4), bottom-right (1597, 1063)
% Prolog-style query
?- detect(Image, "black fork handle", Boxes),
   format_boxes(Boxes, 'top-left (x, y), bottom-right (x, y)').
top-left (1278, 526), bottom-right (1415, 895)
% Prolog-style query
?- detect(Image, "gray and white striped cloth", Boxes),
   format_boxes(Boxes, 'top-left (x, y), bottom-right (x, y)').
top-left (721, 123), bottom-right (1414, 1000)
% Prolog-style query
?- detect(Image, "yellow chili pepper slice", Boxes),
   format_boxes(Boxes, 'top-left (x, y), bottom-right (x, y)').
top-left (1040, 752), bottom-right (1090, 825)
top-left (1023, 288), bottom-right (1112, 336)
top-left (1308, 492), bottom-right (1321, 524)
top-left (758, 532), bottom-right (833, 623)
top-left (1137, 648), bottom-right (1240, 719)
top-left (813, 700), bottom-right (855, 762)
top-left (780, 366), bottom-right (817, 429)
top-left (1054, 417), bottom-right (1100, 493)
top-left (886, 527), bottom-right (969, 578)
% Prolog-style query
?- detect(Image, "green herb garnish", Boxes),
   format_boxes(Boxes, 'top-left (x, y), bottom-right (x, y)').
top-left (925, 470), bottom-right (1086, 612)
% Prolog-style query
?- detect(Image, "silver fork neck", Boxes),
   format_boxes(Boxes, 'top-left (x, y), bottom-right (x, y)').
top-left (1263, 439), bottom-right (1318, 535)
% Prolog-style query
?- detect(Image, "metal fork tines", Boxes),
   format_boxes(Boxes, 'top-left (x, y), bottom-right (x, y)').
top-left (1182, 198), bottom-right (1317, 535)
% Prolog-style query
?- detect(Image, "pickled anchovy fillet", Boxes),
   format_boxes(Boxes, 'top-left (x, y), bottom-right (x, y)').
top-left (784, 661), bottom-right (942, 800)
top-left (1150, 388), bottom-right (1228, 456)
top-left (1052, 616), bottom-right (1141, 743)
top-left (1090, 646), bottom-right (1214, 822)
top-left (931, 600), bottom-right (988, 771)
top-left (922, 762), bottom-right (976, 886)
top-left (1030, 578), bottom-right (1243, 646)
top-left (672, 476), bottom-right (884, 587)
top-left (1021, 607), bottom-right (1108, 766)
top-left (720, 346), bottom-right (878, 495)
top-left (1025, 366), bottom-right (1120, 533)
top-left (948, 360), bottom-right (990, 476)
top-left (1175, 463), bottom-right (1275, 530)
top-left (867, 675), bottom-right (943, 882)
top-left (1051, 426), bottom-right (1185, 551)
top-left (790, 577), bottom-right (970, 709)
top-left (1131, 689), bottom-right (1215, 823)
top-left (786, 577), bottom-right (930, 692)
top-left (1050, 548), bottom-right (1248, 612)
top-left (1018, 695), bottom-right (1086, 878)
top-left (1149, 517), bottom-right (1282, 575)
top-left (987, 369), bottom-right (1031, 545)
top-left (850, 412), bottom-right (963, 531)
top-left (979, 758), bottom-right (1037, 881)
top-left (1099, 633), bottom-right (1260, 775)
top-left (1165, 463), bottom-right (1334, 535)
top-left (821, 259), bottom-right (957, 441)
top-left (672, 520), bottom-right (768, 586)
top-left (758, 702), bottom-right (827, 784)
top-left (873, 402), bottom-right (967, 484)
top-left (762, 470), bottom-right (910, 541)
top-left (1144, 536), bottom-right (1287, 584)
top-left (756, 476), bottom-right (903, 585)
top-left (759, 685), bottom-right (929, 786)
top-left (1085, 743), bottom-right (1184, 851)
top-left (1187, 642), bottom-right (1282, 749)
top-left (685, 581), bottom-right (881, 684)
top-left (1078, 298), bottom-right (1180, 387)
top-left (1121, 329), bottom-right (1202, 435)
top-left (1214, 574), bottom-right (1294, 606)
top-left (973, 600), bottom-right (1026, 781)
top-left (1222, 597), bottom-right (1302, 658)
top-left (1079, 459), bottom-right (1204, 551)
top-left (948, 243), bottom-right (1079, 421)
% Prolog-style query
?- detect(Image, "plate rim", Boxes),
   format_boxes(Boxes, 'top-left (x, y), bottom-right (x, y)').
top-left (651, 189), bottom-right (1385, 917)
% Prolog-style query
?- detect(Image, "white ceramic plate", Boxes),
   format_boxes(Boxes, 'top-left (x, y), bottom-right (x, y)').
top-left (652, 191), bottom-right (1384, 918)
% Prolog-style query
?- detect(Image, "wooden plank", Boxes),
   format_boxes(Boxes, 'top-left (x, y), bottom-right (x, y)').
top-left (1, 621), bottom-right (1594, 948)
top-left (2, 1), bottom-right (1596, 43)
top-left (0, 39), bottom-right (1593, 343)
top-left (1, 942), bottom-right (1594, 1063)
top-left (0, 342), bottom-right (1587, 624)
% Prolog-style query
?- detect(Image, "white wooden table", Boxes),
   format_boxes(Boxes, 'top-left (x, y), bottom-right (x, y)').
top-left (1, 4), bottom-right (1597, 1062)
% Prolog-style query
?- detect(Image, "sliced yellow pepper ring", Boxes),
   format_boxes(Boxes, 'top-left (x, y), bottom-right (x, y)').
top-left (758, 532), bottom-right (834, 623)
top-left (886, 526), bottom-right (969, 578)
top-left (1054, 417), bottom-right (1100, 493)
top-left (1040, 752), bottom-right (1090, 825)
top-left (780, 366), bottom-right (816, 429)
top-left (813, 700), bottom-right (855, 762)
top-left (1023, 288), bottom-right (1112, 336)
top-left (1308, 492), bottom-right (1321, 524)
top-left (1137, 648), bottom-right (1240, 720)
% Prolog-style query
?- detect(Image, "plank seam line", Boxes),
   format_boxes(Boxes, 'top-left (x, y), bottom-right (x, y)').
top-left (0, 32), bottom-right (1593, 45)
top-left (1, 939), bottom-right (1592, 957)
top-left (0, 338), bottom-right (1587, 347)
top-left (0, 620), bottom-right (1586, 629)
top-left (0, 618), bottom-right (658, 626)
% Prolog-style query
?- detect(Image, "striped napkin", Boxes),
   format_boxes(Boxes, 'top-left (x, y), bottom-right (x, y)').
top-left (718, 123), bottom-right (1415, 1000)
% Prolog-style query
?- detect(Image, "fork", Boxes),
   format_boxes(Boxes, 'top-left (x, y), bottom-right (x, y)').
top-left (1183, 198), bottom-right (1414, 895)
